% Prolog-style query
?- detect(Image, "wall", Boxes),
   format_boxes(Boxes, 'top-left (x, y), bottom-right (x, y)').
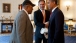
top-left (0, 0), bottom-right (76, 20)
top-left (0, 0), bottom-right (24, 33)
top-left (0, 0), bottom-right (76, 32)
top-left (60, 0), bottom-right (76, 20)
top-left (0, 0), bottom-right (39, 33)
top-left (0, 0), bottom-right (24, 20)
top-left (60, 0), bottom-right (76, 26)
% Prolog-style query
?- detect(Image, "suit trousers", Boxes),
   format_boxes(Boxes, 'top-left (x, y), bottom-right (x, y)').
top-left (35, 34), bottom-right (47, 43)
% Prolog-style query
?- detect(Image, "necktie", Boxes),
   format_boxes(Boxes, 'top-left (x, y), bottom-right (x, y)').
top-left (42, 10), bottom-right (46, 23)
top-left (50, 12), bottom-right (52, 17)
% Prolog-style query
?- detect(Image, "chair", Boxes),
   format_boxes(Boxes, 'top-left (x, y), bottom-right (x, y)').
top-left (68, 24), bottom-right (76, 36)
top-left (64, 22), bottom-right (68, 33)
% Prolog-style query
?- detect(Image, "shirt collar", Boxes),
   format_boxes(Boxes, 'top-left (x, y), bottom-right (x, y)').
top-left (40, 9), bottom-right (45, 11)
top-left (52, 6), bottom-right (58, 12)
top-left (22, 9), bottom-right (28, 15)
top-left (40, 9), bottom-right (45, 13)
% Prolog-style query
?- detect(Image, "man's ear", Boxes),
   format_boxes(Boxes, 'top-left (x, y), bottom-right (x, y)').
top-left (25, 5), bottom-right (29, 9)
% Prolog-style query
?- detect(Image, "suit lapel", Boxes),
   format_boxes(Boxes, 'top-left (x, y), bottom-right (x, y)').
top-left (38, 9), bottom-right (44, 21)
top-left (49, 8), bottom-right (59, 22)
top-left (38, 10), bottom-right (47, 22)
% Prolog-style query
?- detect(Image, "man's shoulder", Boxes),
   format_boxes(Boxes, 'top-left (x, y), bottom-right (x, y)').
top-left (18, 10), bottom-right (27, 15)
top-left (20, 10), bottom-right (26, 14)
top-left (55, 8), bottom-right (64, 16)
top-left (16, 10), bottom-right (27, 17)
top-left (15, 10), bottom-right (27, 21)
top-left (54, 8), bottom-right (62, 13)
top-left (34, 9), bottom-right (40, 13)
top-left (57, 8), bottom-right (63, 14)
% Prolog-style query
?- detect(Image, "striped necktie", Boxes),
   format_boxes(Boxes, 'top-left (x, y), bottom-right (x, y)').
top-left (50, 12), bottom-right (52, 17)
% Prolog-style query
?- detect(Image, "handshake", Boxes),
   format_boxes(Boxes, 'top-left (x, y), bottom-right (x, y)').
top-left (40, 22), bottom-right (49, 34)
top-left (44, 22), bottom-right (49, 28)
top-left (40, 22), bottom-right (49, 39)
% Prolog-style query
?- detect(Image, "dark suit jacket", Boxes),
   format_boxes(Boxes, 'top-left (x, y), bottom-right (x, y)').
top-left (34, 9), bottom-right (50, 38)
top-left (48, 8), bottom-right (64, 43)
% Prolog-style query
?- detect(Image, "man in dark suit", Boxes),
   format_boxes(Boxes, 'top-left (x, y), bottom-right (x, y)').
top-left (34, 0), bottom-right (50, 43)
top-left (47, 0), bottom-right (65, 43)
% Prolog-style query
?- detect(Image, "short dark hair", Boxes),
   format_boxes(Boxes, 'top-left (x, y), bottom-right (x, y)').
top-left (50, 0), bottom-right (58, 5)
top-left (38, 0), bottom-right (45, 3)
top-left (22, 0), bottom-right (35, 7)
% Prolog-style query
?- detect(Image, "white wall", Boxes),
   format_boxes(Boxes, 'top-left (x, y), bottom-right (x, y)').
top-left (0, 0), bottom-right (24, 20)
top-left (31, 0), bottom-right (76, 20)
top-left (60, 0), bottom-right (76, 20)
top-left (0, 0), bottom-right (24, 33)
top-left (0, 0), bottom-right (76, 21)
top-left (60, 0), bottom-right (76, 26)
top-left (0, 0), bottom-right (76, 31)
top-left (30, 0), bottom-right (76, 20)
top-left (0, 0), bottom-right (39, 32)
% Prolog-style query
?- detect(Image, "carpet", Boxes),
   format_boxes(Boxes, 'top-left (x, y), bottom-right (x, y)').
top-left (0, 35), bottom-right (10, 43)
top-left (0, 35), bottom-right (76, 43)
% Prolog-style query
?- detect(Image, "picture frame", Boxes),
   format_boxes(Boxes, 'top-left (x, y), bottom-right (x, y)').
top-left (3, 3), bottom-right (11, 13)
top-left (18, 4), bottom-right (22, 11)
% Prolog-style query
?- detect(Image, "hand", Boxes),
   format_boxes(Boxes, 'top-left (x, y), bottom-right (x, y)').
top-left (44, 32), bottom-right (48, 39)
top-left (45, 22), bottom-right (49, 28)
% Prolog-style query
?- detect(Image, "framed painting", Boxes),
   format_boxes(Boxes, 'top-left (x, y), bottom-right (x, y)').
top-left (18, 4), bottom-right (22, 11)
top-left (3, 3), bottom-right (11, 13)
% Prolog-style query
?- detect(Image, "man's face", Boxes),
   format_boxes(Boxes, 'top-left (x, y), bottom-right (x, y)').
top-left (27, 5), bottom-right (33, 14)
top-left (38, 1), bottom-right (45, 10)
top-left (48, 0), bottom-right (54, 10)
top-left (5, 6), bottom-right (8, 9)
